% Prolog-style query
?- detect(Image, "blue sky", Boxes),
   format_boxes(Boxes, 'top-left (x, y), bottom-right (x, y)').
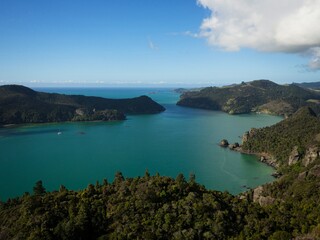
top-left (0, 0), bottom-right (319, 87)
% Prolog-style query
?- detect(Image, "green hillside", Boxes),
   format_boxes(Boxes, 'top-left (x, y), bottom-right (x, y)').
top-left (0, 85), bottom-right (165, 125)
top-left (242, 107), bottom-right (320, 166)
top-left (177, 80), bottom-right (320, 116)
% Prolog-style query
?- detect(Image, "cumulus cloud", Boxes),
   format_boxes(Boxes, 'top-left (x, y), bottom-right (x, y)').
top-left (197, 0), bottom-right (320, 70)
top-left (308, 47), bottom-right (320, 70)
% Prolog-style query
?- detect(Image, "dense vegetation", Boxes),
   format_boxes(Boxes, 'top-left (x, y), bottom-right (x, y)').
top-left (242, 107), bottom-right (320, 166)
top-left (177, 80), bottom-right (320, 116)
top-left (0, 173), bottom-right (247, 240)
top-left (2, 163), bottom-right (320, 239)
top-left (0, 85), bottom-right (165, 125)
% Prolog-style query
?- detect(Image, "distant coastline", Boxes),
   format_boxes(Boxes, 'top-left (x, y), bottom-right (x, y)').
top-left (0, 85), bottom-right (165, 126)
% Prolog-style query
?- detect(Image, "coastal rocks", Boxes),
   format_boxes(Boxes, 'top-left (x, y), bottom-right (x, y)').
top-left (253, 186), bottom-right (275, 206)
top-left (260, 155), bottom-right (278, 168)
top-left (271, 172), bottom-right (282, 178)
top-left (288, 146), bottom-right (301, 166)
top-left (229, 142), bottom-right (240, 150)
top-left (242, 128), bottom-right (256, 144)
top-left (219, 139), bottom-right (229, 147)
top-left (219, 139), bottom-right (241, 150)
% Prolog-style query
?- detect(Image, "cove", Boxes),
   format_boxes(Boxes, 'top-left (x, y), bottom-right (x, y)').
top-left (0, 88), bottom-right (282, 200)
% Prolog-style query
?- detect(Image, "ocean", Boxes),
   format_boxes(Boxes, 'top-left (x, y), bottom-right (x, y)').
top-left (0, 88), bottom-right (282, 200)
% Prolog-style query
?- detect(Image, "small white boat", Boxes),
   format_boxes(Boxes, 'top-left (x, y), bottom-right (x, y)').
top-left (57, 131), bottom-right (62, 135)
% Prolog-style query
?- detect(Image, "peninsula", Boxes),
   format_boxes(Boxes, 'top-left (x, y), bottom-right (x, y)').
top-left (0, 85), bottom-right (165, 125)
top-left (177, 79), bottom-right (320, 116)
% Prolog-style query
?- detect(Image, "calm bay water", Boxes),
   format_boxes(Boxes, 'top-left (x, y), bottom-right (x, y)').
top-left (0, 88), bottom-right (282, 200)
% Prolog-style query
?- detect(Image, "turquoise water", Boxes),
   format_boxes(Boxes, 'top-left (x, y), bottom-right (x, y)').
top-left (0, 88), bottom-right (282, 200)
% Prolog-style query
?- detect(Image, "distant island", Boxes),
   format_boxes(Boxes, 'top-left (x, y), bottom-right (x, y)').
top-left (0, 85), bottom-right (165, 125)
top-left (177, 79), bottom-right (320, 116)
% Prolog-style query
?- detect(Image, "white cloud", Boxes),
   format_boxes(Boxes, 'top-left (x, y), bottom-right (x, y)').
top-left (197, 0), bottom-right (320, 70)
top-left (307, 47), bottom-right (320, 71)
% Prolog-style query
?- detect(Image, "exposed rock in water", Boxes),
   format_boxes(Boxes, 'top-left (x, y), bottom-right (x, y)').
top-left (228, 142), bottom-right (240, 149)
top-left (219, 139), bottom-right (229, 147)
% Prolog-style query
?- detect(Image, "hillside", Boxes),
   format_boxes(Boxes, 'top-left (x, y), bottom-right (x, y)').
top-left (294, 81), bottom-right (320, 90)
top-left (0, 85), bottom-right (165, 125)
top-left (241, 106), bottom-right (320, 167)
top-left (177, 80), bottom-right (320, 116)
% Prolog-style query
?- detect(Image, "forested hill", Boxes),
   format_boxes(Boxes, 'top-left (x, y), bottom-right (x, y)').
top-left (241, 106), bottom-right (320, 166)
top-left (177, 80), bottom-right (320, 116)
top-left (0, 85), bottom-right (165, 125)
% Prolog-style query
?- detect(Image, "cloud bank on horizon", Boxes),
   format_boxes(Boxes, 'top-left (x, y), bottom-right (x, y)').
top-left (197, 0), bottom-right (320, 70)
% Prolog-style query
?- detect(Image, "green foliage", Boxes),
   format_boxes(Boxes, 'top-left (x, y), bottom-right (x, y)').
top-left (0, 174), bottom-right (248, 239)
top-left (33, 180), bottom-right (46, 196)
top-left (242, 107), bottom-right (320, 165)
top-left (0, 85), bottom-right (165, 125)
top-left (1, 164), bottom-right (320, 239)
top-left (177, 80), bottom-right (320, 116)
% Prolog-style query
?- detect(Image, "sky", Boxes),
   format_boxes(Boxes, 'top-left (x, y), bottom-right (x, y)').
top-left (0, 0), bottom-right (320, 87)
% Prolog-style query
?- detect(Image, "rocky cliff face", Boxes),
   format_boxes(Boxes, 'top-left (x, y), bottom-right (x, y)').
top-left (302, 146), bottom-right (320, 167)
top-left (253, 186), bottom-right (275, 206)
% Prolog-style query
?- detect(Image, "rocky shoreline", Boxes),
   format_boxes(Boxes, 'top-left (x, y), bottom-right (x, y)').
top-left (219, 138), bottom-right (281, 177)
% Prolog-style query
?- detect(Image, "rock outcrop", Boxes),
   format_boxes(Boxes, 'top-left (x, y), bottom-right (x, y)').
top-left (288, 146), bottom-right (302, 166)
top-left (242, 128), bottom-right (257, 144)
top-left (219, 139), bottom-right (229, 147)
top-left (253, 186), bottom-right (275, 206)
top-left (302, 146), bottom-right (320, 167)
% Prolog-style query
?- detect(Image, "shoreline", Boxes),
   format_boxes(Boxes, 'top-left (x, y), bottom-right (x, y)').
top-left (219, 141), bottom-right (281, 177)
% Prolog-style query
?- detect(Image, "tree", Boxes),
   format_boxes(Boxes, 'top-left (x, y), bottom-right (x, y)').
top-left (33, 180), bottom-right (46, 195)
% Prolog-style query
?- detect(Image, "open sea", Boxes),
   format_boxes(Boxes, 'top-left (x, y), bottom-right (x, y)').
top-left (0, 88), bottom-right (282, 200)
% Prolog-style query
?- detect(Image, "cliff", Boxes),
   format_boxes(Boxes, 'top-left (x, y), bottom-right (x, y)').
top-left (177, 80), bottom-right (320, 116)
top-left (0, 85), bottom-right (165, 125)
